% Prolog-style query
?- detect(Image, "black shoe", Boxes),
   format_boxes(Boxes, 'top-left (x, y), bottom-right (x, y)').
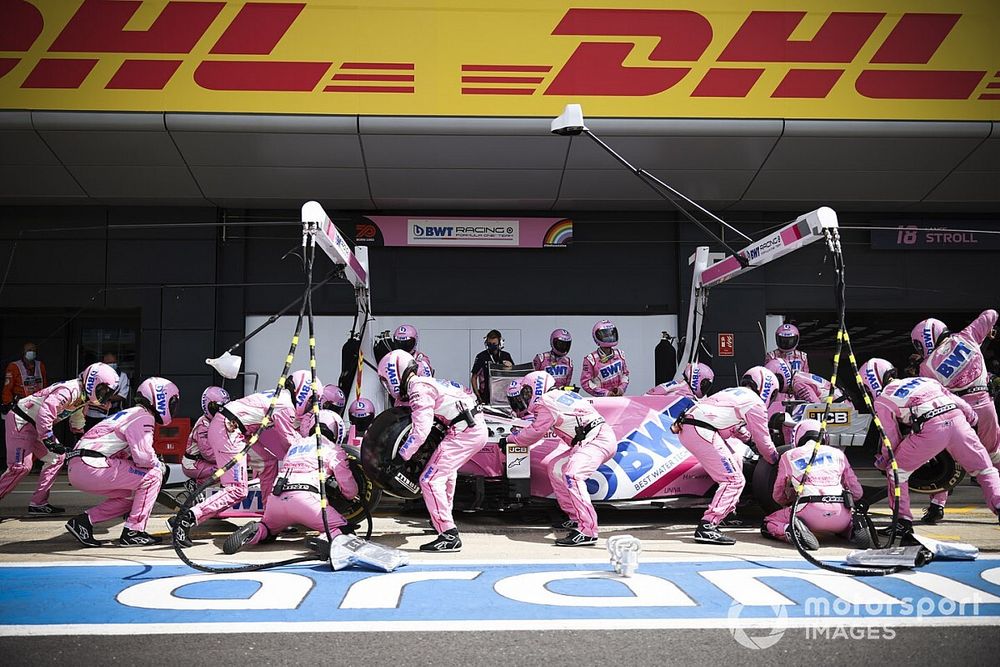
top-left (554, 529), bottom-right (598, 547)
top-left (694, 521), bottom-right (735, 545)
top-left (419, 528), bottom-right (462, 552)
top-left (223, 521), bottom-right (260, 555)
top-left (849, 515), bottom-right (875, 549)
top-left (551, 519), bottom-right (578, 530)
top-left (719, 513), bottom-right (746, 528)
top-left (28, 503), bottom-right (65, 515)
top-left (119, 528), bottom-right (163, 546)
top-left (65, 513), bottom-right (101, 547)
top-left (168, 510), bottom-right (196, 548)
top-left (786, 517), bottom-right (819, 551)
top-left (921, 503), bottom-right (945, 525)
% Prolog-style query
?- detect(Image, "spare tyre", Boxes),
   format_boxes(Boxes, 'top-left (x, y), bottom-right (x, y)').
top-left (359, 407), bottom-right (446, 499)
top-left (908, 451), bottom-right (965, 494)
top-left (751, 445), bottom-right (792, 514)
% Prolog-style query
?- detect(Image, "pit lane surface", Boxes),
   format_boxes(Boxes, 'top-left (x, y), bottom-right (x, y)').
top-left (1, 472), bottom-right (998, 664)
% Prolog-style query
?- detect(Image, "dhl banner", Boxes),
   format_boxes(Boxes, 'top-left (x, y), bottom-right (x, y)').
top-left (1, 0), bottom-right (998, 120)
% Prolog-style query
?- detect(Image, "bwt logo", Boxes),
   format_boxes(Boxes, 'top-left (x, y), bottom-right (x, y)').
top-left (412, 225), bottom-right (453, 238)
top-left (922, 328), bottom-right (936, 354)
top-left (599, 362), bottom-right (623, 379)
top-left (154, 384), bottom-right (168, 414)
top-left (936, 342), bottom-right (973, 378)
top-left (386, 365), bottom-right (400, 392)
top-left (84, 368), bottom-right (99, 396)
top-left (864, 368), bottom-right (882, 394)
top-left (743, 236), bottom-right (783, 262)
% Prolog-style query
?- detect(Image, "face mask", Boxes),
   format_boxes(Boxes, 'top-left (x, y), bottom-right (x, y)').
top-left (24, 351), bottom-right (36, 362)
top-left (487, 343), bottom-right (499, 352)
top-left (108, 363), bottom-right (118, 370)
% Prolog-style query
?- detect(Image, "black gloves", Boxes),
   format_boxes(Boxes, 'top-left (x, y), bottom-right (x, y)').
top-left (498, 436), bottom-right (508, 448)
top-left (42, 436), bottom-right (67, 455)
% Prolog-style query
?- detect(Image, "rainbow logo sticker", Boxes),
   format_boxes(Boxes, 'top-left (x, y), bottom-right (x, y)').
top-left (543, 219), bottom-right (573, 247)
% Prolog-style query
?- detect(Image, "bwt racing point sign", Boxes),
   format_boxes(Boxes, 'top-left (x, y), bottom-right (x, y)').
top-left (0, 1), bottom-right (998, 119)
top-left (409, 220), bottom-right (519, 247)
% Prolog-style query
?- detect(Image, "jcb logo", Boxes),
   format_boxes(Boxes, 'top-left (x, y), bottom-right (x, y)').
top-left (806, 408), bottom-right (850, 425)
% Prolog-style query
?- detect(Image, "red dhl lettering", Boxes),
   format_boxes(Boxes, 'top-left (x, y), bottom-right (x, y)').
top-left (0, 3), bottom-right (993, 102)
top-left (544, 8), bottom-right (986, 100)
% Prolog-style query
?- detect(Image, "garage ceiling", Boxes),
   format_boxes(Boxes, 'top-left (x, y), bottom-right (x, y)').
top-left (0, 111), bottom-right (996, 211)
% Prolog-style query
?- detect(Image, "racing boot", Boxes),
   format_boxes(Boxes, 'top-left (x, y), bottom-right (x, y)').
top-left (848, 514), bottom-right (875, 549)
top-left (694, 521), bottom-right (735, 545)
top-left (65, 513), bottom-right (101, 547)
top-left (554, 529), bottom-right (598, 547)
top-left (551, 518), bottom-right (578, 531)
top-left (921, 502), bottom-right (945, 525)
top-left (785, 517), bottom-right (819, 551)
top-left (419, 528), bottom-right (462, 552)
top-left (223, 521), bottom-right (261, 555)
top-left (28, 503), bottom-right (65, 515)
top-left (119, 528), bottom-right (163, 547)
top-left (168, 509), bottom-right (196, 548)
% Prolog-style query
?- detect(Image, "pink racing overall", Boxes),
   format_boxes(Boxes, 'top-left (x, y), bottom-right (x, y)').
top-left (244, 434), bottom-right (359, 545)
top-left (398, 377), bottom-right (487, 534)
top-left (919, 310), bottom-right (999, 507)
top-left (676, 387), bottom-right (779, 525)
top-left (874, 376), bottom-right (1000, 522)
top-left (0, 379), bottom-right (88, 506)
top-left (646, 380), bottom-right (695, 401)
top-left (581, 349), bottom-right (629, 397)
top-left (765, 349), bottom-right (809, 374)
top-left (533, 351), bottom-right (574, 388)
top-left (764, 442), bottom-right (863, 541)
top-left (67, 407), bottom-right (161, 532)
top-left (508, 390), bottom-right (617, 538)
top-left (181, 415), bottom-right (216, 484)
top-left (190, 391), bottom-right (298, 524)
top-left (790, 372), bottom-right (845, 404)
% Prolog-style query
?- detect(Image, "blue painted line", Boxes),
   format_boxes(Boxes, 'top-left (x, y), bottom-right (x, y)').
top-left (0, 559), bottom-right (998, 628)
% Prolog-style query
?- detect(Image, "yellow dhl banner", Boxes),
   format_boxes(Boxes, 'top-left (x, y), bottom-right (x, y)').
top-left (2, 0), bottom-right (999, 120)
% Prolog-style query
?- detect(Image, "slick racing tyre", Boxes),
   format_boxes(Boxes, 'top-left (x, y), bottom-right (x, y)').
top-left (327, 453), bottom-right (382, 521)
top-left (908, 451), bottom-right (965, 494)
top-left (751, 445), bottom-right (792, 513)
top-left (360, 407), bottom-right (446, 499)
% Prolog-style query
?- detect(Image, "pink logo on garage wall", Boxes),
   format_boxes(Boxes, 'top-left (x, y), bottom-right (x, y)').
top-left (360, 216), bottom-right (572, 248)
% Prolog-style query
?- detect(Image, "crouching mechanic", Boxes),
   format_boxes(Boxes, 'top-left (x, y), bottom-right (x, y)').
top-left (762, 419), bottom-right (871, 550)
top-left (0, 362), bottom-right (119, 515)
top-left (672, 366), bottom-right (780, 545)
top-left (379, 350), bottom-right (487, 552)
top-left (646, 362), bottom-right (714, 401)
top-left (181, 386), bottom-right (230, 488)
top-left (502, 371), bottom-right (617, 546)
top-left (171, 371), bottom-right (313, 547)
top-left (223, 410), bottom-right (358, 554)
top-left (860, 358), bottom-right (1000, 535)
top-left (912, 312), bottom-right (999, 524)
top-left (64, 377), bottom-right (178, 547)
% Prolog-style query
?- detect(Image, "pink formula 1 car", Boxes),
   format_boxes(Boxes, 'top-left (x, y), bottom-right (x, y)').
top-left (360, 393), bottom-right (785, 513)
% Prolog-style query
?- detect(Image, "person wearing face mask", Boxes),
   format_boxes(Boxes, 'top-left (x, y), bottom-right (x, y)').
top-left (84, 353), bottom-right (131, 432)
top-left (470, 329), bottom-right (514, 403)
top-left (1, 363), bottom-right (119, 515)
top-left (3, 342), bottom-right (47, 411)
